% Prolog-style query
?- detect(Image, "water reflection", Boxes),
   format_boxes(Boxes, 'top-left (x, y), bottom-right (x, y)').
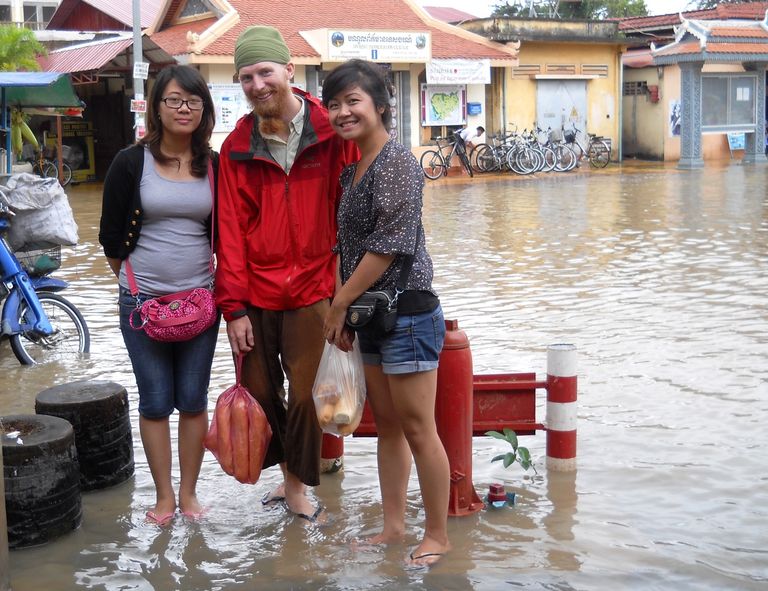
top-left (3, 162), bottom-right (768, 590)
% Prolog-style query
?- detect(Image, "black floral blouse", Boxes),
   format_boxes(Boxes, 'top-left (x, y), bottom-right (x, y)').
top-left (337, 140), bottom-right (435, 292)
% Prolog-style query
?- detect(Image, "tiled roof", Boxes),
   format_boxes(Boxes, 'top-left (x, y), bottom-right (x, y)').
top-left (150, 0), bottom-right (516, 62)
top-left (423, 6), bottom-right (479, 23)
top-left (619, 1), bottom-right (768, 31)
top-left (152, 17), bottom-right (217, 56)
top-left (652, 17), bottom-right (768, 60)
top-left (709, 26), bottom-right (768, 38)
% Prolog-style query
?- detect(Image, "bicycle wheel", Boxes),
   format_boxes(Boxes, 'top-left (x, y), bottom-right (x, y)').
top-left (470, 144), bottom-right (488, 172)
top-left (588, 140), bottom-right (611, 168)
top-left (553, 144), bottom-right (577, 172)
top-left (541, 146), bottom-right (558, 172)
top-left (9, 292), bottom-right (90, 365)
top-left (474, 145), bottom-right (494, 172)
top-left (568, 141), bottom-right (584, 161)
top-left (55, 161), bottom-right (73, 186)
top-left (420, 150), bottom-right (446, 180)
top-left (514, 148), bottom-right (539, 175)
top-left (458, 150), bottom-right (474, 177)
top-left (37, 160), bottom-right (58, 180)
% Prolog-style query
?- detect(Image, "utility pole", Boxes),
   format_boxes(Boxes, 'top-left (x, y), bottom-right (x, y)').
top-left (132, 0), bottom-right (147, 140)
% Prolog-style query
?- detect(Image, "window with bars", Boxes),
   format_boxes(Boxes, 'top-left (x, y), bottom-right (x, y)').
top-left (623, 81), bottom-right (648, 96)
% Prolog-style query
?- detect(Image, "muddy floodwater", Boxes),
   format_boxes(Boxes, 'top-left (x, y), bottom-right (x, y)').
top-left (2, 162), bottom-right (767, 590)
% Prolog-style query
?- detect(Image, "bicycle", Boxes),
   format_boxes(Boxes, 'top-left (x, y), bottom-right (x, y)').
top-left (420, 131), bottom-right (474, 179)
top-left (563, 125), bottom-right (611, 168)
top-left (26, 149), bottom-right (73, 187)
top-left (0, 201), bottom-right (89, 364)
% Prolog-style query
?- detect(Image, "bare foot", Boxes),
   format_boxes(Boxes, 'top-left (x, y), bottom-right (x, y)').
top-left (284, 490), bottom-right (316, 518)
top-left (151, 498), bottom-right (177, 518)
top-left (178, 494), bottom-right (203, 518)
top-left (353, 531), bottom-right (405, 547)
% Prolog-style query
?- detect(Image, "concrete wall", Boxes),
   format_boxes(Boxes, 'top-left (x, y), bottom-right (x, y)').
top-left (623, 66), bottom-right (664, 159)
top-left (506, 42), bottom-right (622, 147)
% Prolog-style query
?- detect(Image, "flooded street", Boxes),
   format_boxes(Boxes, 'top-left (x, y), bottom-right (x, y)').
top-left (2, 162), bottom-right (767, 590)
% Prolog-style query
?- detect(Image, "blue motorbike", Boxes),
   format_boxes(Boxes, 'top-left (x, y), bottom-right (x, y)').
top-left (0, 201), bottom-right (89, 364)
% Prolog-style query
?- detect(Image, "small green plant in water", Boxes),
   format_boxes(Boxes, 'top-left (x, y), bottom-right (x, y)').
top-left (486, 428), bottom-right (537, 474)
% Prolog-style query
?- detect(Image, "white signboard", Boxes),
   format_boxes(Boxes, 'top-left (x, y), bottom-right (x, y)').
top-left (327, 30), bottom-right (430, 63)
top-left (208, 84), bottom-right (252, 133)
top-left (133, 62), bottom-right (149, 80)
top-left (427, 59), bottom-right (491, 85)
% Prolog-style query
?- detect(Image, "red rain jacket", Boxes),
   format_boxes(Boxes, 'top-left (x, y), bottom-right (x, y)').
top-left (215, 90), bottom-right (358, 320)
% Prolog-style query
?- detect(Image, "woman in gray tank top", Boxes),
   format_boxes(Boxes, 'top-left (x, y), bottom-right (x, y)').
top-left (99, 65), bottom-right (219, 527)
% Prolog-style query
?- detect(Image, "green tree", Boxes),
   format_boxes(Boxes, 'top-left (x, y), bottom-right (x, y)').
top-left (493, 0), bottom-right (648, 19)
top-left (0, 25), bottom-right (46, 72)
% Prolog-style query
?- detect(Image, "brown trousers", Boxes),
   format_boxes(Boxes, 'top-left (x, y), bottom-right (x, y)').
top-left (241, 300), bottom-right (328, 487)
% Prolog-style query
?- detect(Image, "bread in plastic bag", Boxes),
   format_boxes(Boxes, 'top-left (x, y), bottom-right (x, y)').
top-left (204, 355), bottom-right (272, 484)
top-left (312, 340), bottom-right (366, 436)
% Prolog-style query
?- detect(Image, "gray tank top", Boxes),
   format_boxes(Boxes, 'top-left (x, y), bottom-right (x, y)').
top-left (119, 148), bottom-right (213, 296)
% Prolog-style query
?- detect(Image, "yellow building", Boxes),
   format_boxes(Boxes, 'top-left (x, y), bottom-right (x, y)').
top-left (461, 18), bottom-right (626, 156)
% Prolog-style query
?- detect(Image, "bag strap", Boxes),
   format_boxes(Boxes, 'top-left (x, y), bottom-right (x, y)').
top-left (395, 224), bottom-right (420, 294)
top-left (124, 158), bottom-right (217, 297)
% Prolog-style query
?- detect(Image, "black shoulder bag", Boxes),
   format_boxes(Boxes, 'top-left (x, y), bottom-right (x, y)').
top-left (344, 229), bottom-right (419, 337)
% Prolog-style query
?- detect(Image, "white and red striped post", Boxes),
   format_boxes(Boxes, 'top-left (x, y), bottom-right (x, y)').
top-left (545, 344), bottom-right (577, 471)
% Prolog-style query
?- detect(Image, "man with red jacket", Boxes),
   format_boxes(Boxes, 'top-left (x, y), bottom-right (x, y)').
top-left (215, 25), bottom-right (357, 521)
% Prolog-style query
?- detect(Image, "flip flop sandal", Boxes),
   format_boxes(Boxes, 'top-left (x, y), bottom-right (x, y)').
top-left (286, 503), bottom-right (329, 525)
top-left (261, 491), bottom-right (286, 506)
top-left (407, 551), bottom-right (445, 568)
top-left (145, 510), bottom-right (175, 527)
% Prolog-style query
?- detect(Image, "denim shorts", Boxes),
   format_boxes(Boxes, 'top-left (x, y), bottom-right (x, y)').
top-left (118, 288), bottom-right (220, 418)
top-left (357, 304), bottom-right (446, 374)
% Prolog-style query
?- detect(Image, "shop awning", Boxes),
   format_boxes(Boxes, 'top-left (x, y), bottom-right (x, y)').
top-left (0, 72), bottom-right (84, 173)
top-left (0, 72), bottom-right (83, 109)
top-left (38, 37), bottom-right (134, 76)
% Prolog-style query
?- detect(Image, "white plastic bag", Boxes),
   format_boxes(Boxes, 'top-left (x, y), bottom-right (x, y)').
top-left (312, 340), bottom-right (366, 436)
top-left (0, 173), bottom-right (78, 251)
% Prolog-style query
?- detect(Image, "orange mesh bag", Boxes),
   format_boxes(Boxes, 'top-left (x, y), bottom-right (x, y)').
top-left (204, 355), bottom-right (272, 484)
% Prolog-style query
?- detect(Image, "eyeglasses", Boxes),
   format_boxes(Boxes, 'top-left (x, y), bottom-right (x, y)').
top-left (160, 97), bottom-right (204, 111)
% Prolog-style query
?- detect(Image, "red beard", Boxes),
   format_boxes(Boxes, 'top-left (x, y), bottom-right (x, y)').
top-left (253, 84), bottom-right (291, 136)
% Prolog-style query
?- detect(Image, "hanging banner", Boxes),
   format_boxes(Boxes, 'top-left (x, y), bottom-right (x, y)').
top-left (426, 59), bottom-right (491, 85)
top-left (327, 30), bottom-right (430, 62)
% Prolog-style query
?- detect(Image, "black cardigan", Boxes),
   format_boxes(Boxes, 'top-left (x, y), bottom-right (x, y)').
top-left (98, 144), bottom-right (218, 260)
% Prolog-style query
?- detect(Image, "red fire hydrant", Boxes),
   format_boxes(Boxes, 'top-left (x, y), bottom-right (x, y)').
top-left (435, 319), bottom-right (484, 516)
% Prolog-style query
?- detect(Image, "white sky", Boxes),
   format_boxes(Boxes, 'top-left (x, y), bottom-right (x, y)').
top-left (415, 0), bottom-right (692, 18)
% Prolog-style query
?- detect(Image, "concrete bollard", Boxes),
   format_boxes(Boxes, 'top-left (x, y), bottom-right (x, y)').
top-left (545, 344), bottom-right (578, 471)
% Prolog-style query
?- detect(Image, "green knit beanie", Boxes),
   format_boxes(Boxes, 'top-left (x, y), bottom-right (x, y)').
top-left (234, 26), bottom-right (290, 72)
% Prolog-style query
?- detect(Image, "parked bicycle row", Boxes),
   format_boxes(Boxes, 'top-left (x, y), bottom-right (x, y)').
top-left (420, 125), bottom-right (611, 180)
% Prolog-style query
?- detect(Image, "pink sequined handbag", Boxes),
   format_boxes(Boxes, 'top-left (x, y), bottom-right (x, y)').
top-left (128, 283), bottom-right (217, 342)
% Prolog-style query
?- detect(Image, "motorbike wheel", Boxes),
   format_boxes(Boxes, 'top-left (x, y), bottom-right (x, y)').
top-left (9, 292), bottom-right (90, 365)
